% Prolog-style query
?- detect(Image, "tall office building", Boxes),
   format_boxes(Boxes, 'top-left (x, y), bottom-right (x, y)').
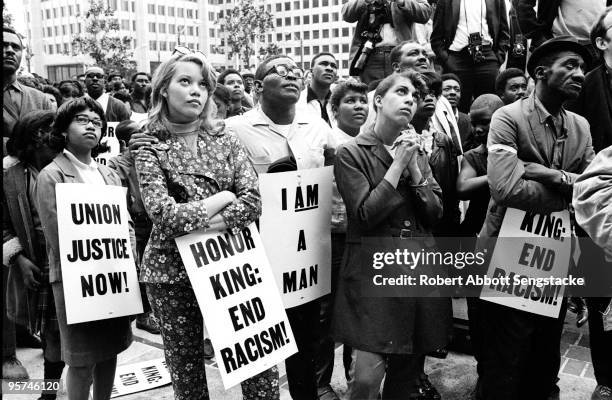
top-left (209, 0), bottom-right (356, 73)
top-left (22, 0), bottom-right (356, 80)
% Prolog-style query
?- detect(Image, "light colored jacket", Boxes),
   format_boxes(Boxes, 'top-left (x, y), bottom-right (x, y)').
top-left (479, 94), bottom-right (595, 239)
top-left (35, 153), bottom-right (135, 283)
top-left (573, 145), bottom-right (612, 260)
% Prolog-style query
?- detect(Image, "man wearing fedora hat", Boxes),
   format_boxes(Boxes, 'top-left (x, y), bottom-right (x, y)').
top-left (476, 35), bottom-right (595, 400)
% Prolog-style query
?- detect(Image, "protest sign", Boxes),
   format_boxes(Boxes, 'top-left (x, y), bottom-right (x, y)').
top-left (94, 121), bottom-right (120, 166)
top-left (175, 224), bottom-right (297, 389)
top-left (480, 208), bottom-right (571, 318)
top-left (56, 183), bottom-right (143, 324)
top-left (259, 167), bottom-right (333, 308)
top-left (109, 358), bottom-right (171, 398)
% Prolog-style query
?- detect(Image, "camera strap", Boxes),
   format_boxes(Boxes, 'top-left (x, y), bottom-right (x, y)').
top-left (349, 1), bottom-right (391, 75)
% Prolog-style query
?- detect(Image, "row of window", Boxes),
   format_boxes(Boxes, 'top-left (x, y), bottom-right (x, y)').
top-left (44, 39), bottom-right (140, 56)
top-left (42, 24), bottom-right (82, 37)
top-left (206, 0), bottom-right (340, 7)
top-left (43, 4), bottom-right (80, 20)
top-left (45, 42), bottom-right (71, 55)
top-left (273, 27), bottom-right (352, 41)
top-left (208, 0), bottom-right (237, 5)
top-left (209, 27), bottom-right (352, 43)
top-left (42, 1), bottom-right (132, 20)
top-left (276, 0), bottom-right (340, 11)
top-left (42, 2), bottom-right (200, 20)
top-left (149, 41), bottom-right (200, 51)
top-left (147, 4), bottom-right (199, 19)
top-left (148, 23), bottom-right (199, 36)
top-left (120, 1), bottom-right (137, 12)
top-left (121, 20), bottom-right (138, 31)
top-left (275, 13), bottom-right (344, 26)
top-left (292, 43), bottom-right (350, 56)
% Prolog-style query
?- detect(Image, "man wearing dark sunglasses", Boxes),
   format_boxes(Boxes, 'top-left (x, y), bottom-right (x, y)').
top-left (84, 66), bottom-right (130, 123)
top-left (226, 54), bottom-right (337, 400)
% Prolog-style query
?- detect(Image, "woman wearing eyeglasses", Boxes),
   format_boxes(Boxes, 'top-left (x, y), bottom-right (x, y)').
top-left (35, 97), bottom-right (134, 400)
top-left (134, 53), bottom-right (278, 399)
top-left (332, 70), bottom-right (452, 400)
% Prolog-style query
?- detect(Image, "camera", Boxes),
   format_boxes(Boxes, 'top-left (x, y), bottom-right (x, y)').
top-left (468, 32), bottom-right (486, 64)
top-left (512, 34), bottom-right (526, 57)
top-left (349, 0), bottom-right (390, 75)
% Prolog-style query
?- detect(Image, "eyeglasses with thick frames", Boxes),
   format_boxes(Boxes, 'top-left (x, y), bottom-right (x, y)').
top-left (73, 115), bottom-right (103, 128)
top-left (264, 64), bottom-right (302, 80)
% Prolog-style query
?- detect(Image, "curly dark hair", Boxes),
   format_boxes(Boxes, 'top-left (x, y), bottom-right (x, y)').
top-left (6, 110), bottom-right (56, 161)
top-left (41, 84), bottom-right (62, 105)
top-left (49, 97), bottom-right (110, 158)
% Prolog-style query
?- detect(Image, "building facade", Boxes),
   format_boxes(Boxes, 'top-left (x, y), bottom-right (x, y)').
top-left (22, 0), bottom-right (355, 80)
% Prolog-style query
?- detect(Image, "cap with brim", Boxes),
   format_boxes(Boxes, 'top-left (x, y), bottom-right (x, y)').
top-left (526, 36), bottom-right (592, 78)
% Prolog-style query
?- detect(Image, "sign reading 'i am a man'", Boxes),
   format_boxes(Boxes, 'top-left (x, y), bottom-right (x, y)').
top-left (259, 167), bottom-right (333, 308)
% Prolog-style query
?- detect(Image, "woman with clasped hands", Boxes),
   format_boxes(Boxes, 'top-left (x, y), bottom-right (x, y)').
top-left (332, 70), bottom-right (452, 400)
top-left (134, 52), bottom-right (279, 400)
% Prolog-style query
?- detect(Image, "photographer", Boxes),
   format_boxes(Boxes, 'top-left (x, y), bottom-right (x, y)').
top-left (516, 0), bottom-right (611, 69)
top-left (431, 0), bottom-right (510, 113)
top-left (343, 0), bottom-right (432, 85)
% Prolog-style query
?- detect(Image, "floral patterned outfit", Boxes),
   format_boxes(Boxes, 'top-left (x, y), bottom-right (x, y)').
top-left (135, 126), bottom-right (279, 400)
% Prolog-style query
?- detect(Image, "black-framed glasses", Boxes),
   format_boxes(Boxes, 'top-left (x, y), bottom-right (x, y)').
top-left (73, 115), bottom-right (103, 128)
top-left (85, 73), bottom-right (105, 80)
top-left (264, 64), bottom-right (301, 79)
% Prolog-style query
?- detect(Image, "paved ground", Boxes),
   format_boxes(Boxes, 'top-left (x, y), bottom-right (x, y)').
top-left (5, 303), bottom-right (598, 400)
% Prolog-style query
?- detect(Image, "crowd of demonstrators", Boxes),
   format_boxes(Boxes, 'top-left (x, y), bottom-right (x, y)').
top-left (3, 3), bottom-right (612, 400)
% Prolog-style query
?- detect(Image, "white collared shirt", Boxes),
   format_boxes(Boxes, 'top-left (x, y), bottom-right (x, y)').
top-left (63, 149), bottom-right (105, 185)
top-left (90, 92), bottom-right (110, 114)
top-left (449, 0), bottom-right (493, 51)
top-left (225, 107), bottom-right (337, 174)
